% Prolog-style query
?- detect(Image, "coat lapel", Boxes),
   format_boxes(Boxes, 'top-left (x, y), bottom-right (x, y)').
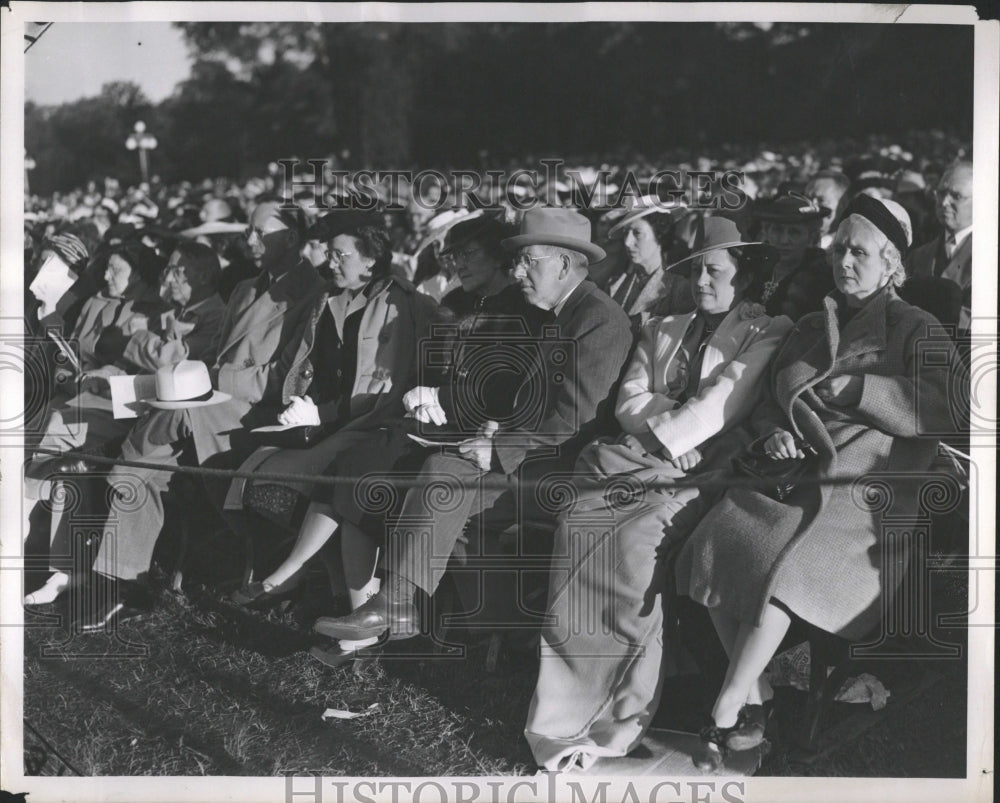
top-left (351, 282), bottom-right (392, 398)
top-left (940, 233), bottom-right (971, 289)
top-left (776, 299), bottom-right (837, 412)
top-left (630, 266), bottom-right (668, 313)
top-left (656, 311), bottom-right (696, 383)
top-left (218, 265), bottom-right (313, 359)
top-left (697, 306), bottom-right (744, 384)
top-left (836, 289), bottom-right (889, 362)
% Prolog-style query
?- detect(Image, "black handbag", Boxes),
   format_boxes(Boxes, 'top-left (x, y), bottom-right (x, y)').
top-left (249, 424), bottom-right (327, 450)
top-left (733, 436), bottom-right (818, 501)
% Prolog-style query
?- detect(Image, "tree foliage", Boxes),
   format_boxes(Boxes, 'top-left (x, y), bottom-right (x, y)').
top-left (24, 22), bottom-right (973, 194)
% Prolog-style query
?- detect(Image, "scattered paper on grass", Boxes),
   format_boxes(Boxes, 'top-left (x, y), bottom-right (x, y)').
top-left (321, 703), bottom-right (380, 721)
top-left (768, 643), bottom-right (892, 710)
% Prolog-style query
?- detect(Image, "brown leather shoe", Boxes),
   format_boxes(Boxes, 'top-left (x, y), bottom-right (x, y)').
top-left (312, 591), bottom-right (419, 642)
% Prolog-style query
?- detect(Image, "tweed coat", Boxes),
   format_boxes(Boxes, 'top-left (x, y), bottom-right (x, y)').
top-left (675, 287), bottom-right (957, 639)
top-left (490, 279), bottom-right (633, 475)
top-left (225, 275), bottom-right (438, 508)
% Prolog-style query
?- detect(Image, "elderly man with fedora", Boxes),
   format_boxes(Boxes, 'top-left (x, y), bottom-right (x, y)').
top-left (311, 207), bottom-right (632, 648)
top-left (72, 200), bottom-right (322, 629)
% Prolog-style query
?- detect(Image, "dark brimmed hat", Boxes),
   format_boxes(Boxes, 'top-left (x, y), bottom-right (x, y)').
top-left (753, 191), bottom-right (829, 224)
top-left (501, 207), bottom-right (606, 265)
top-left (440, 214), bottom-right (508, 256)
top-left (665, 216), bottom-right (775, 272)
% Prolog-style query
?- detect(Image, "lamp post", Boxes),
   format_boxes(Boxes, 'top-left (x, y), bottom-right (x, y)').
top-left (24, 149), bottom-right (36, 194)
top-left (125, 121), bottom-right (157, 184)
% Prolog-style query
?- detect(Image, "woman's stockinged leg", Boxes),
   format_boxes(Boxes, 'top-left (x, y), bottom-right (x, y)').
top-left (711, 602), bottom-right (790, 728)
top-left (264, 502), bottom-right (340, 588)
top-left (340, 520), bottom-right (381, 610)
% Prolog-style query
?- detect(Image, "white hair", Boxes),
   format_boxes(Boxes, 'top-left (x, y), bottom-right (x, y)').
top-left (831, 215), bottom-right (906, 288)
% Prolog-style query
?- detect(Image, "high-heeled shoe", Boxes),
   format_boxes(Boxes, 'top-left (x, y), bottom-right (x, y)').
top-left (693, 719), bottom-right (741, 771)
top-left (231, 571), bottom-right (302, 607)
top-left (725, 699), bottom-right (775, 751)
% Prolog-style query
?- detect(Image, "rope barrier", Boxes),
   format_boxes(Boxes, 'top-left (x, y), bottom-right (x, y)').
top-left (29, 446), bottom-right (962, 494)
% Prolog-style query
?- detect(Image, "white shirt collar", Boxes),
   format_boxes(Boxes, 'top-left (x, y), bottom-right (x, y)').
top-left (551, 277), bottom-right (585, 317)
top-left (947, 225), bottom-right (973, 249)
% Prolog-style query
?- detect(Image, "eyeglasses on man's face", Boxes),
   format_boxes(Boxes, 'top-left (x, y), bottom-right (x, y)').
top-left (934, 188), bottom-right (971, 204)
top-left (514, 252), bottom-right (556, 270)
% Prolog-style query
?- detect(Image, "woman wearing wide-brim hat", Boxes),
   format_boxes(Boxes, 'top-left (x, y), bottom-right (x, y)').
top-left (751, 191), bottom-right (835, 322)
top-left (525, 216), bottom-right (792, 772)
top-left (603, 196), bottom-right (695, 327)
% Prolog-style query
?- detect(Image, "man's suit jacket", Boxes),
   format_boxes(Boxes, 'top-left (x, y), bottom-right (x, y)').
top-left (122, 293), bottom-right (227, 371)
top-left (906, 233), bottom-right (971, 328)
top-left (907, 232), bottom-right (971, 288)
top-left (491, 279), bottom-right (633, 474)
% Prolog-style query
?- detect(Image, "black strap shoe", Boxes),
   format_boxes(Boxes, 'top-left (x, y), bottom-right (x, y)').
top-left (76, 578), bottom-right (154, 632)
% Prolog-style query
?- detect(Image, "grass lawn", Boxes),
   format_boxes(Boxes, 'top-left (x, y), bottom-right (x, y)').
top-left (22, 553), bottom-right (970, 778)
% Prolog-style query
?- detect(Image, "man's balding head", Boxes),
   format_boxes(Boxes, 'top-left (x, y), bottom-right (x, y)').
top-left (935, 161), bottom-right (973, 234)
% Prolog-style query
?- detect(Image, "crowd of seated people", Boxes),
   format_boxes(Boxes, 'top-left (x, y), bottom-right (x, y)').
top-left (22, 142), bottom-right (972, 770)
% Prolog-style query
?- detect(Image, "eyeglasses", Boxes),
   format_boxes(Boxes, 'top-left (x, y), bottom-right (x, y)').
top-left (934, 189), bottom-right (971, 203)
top-left (329, 249), bottom-right (354, 262)
top-left (453, 245), bottom-right (485, 262)
top-left (514, 253), bottom-right (555, 269)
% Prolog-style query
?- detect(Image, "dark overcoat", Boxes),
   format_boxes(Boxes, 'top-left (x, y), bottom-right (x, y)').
top-left (675, 288), bottom-right (957, 639)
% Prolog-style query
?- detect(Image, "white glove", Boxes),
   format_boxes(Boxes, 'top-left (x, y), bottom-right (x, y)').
top-left (403, 386), bottom-right (441, 414)
top-left (279, 395), bottom-right (321, 426)
top-left (412, 402), bottom-right (448, 426)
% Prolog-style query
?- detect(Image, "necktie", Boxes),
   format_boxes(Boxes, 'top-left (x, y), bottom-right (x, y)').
top-left (945, 233), bottom-right (957, 259)
top-left (677, 314), bottom-right (722, 404)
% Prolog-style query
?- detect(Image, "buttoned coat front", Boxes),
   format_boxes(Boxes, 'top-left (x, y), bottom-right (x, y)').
top-left (676, 288), bottom-right (957, 639)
